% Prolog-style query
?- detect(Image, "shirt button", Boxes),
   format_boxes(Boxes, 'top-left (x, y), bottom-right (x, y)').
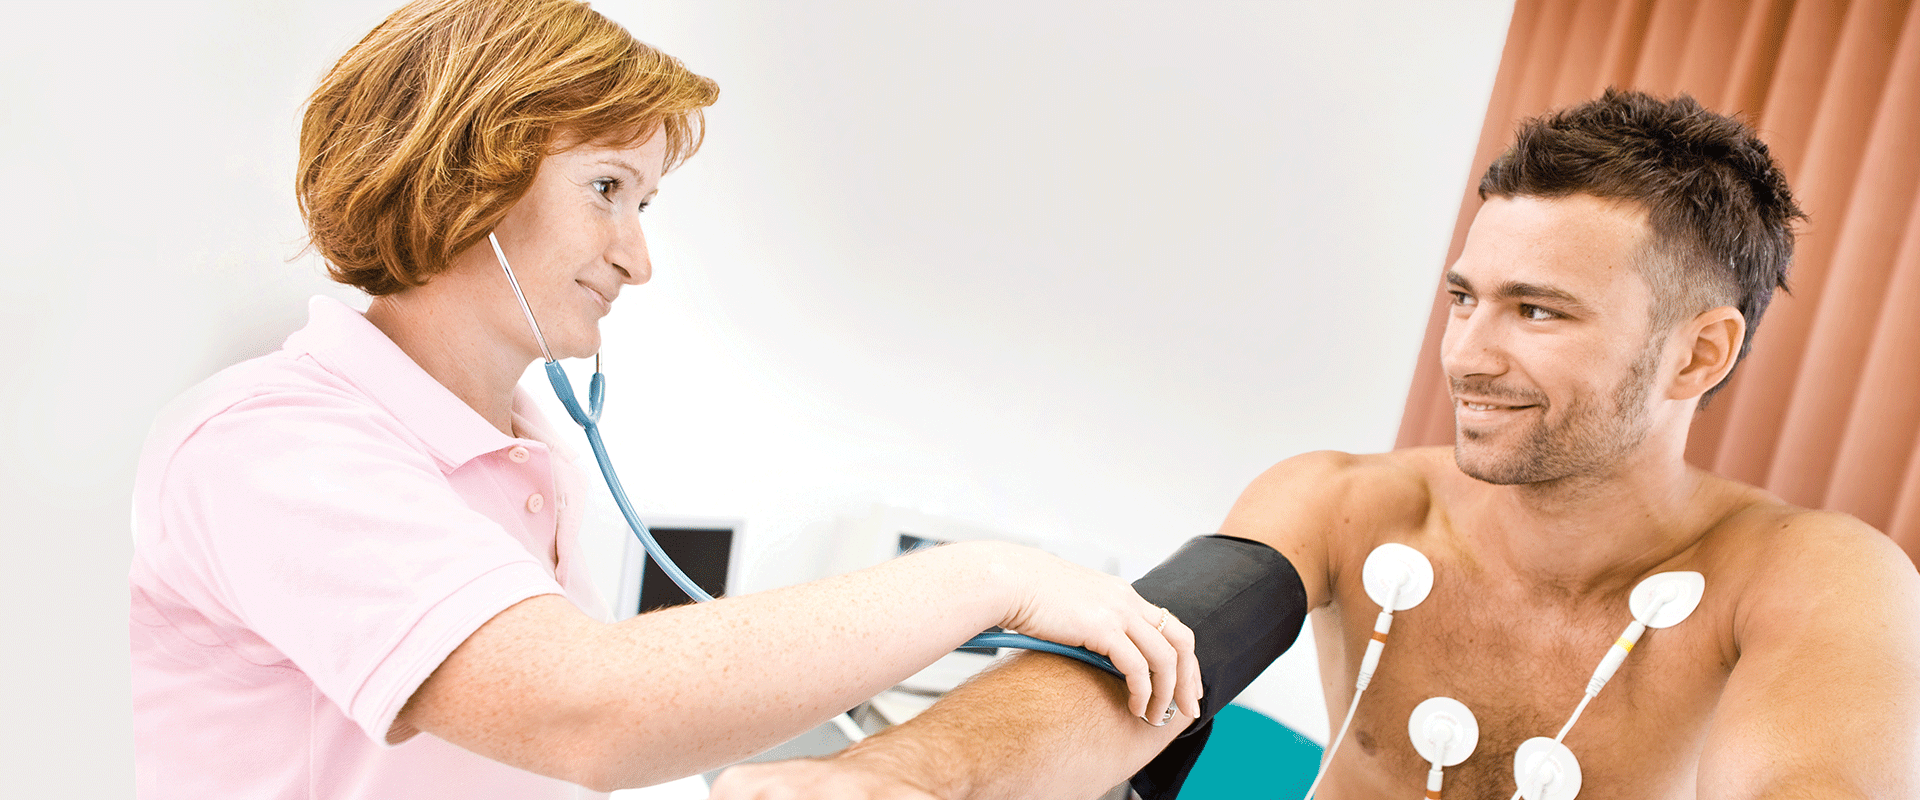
top-left (526, 493), bottom-right (545, 513)
top-left (508, 446), bottom-right (531, 463)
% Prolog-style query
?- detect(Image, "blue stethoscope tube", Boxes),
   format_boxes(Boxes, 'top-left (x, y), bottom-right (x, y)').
top-left (489, 234), bottom-right (1118, 677)
top-left (539, 359), bottom-right (715, 603)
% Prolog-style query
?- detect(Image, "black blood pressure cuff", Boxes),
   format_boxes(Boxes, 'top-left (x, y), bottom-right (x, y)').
top-left (1126, 534), bottom-right (1308, 800)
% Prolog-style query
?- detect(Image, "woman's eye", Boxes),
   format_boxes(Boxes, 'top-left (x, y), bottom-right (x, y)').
top-left (636, 200), bottom-right (650, 214)
top-left (591, 178), bottom-right (617, 196)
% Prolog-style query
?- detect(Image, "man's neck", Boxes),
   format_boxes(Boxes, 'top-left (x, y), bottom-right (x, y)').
top-left (1455, 430), bottom-right (1719, 597)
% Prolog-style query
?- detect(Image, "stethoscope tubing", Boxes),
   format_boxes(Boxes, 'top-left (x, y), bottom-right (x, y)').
top-left (492, 233), bottom-right (1116, 677)
top-left (549, 360), bottom-right (1114, 673)
top-left (545, 360), bottom-right (714, 603)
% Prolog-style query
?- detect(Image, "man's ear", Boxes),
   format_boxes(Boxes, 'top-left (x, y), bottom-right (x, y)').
top-left (1670, 306), bottom-right (1745, 401)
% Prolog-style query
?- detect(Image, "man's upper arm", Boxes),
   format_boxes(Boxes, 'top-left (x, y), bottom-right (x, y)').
top-left (710, 451), bottom-right (1387, 800)
top-left (1215, 449), bottom-right (1427, 613)
top-left (1698, 514), bottom-right (1920, 799)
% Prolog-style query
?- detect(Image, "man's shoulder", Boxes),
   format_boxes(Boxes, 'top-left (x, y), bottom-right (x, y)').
top-left (1221, 450), bottom-right (1445, 606)
top-left (1699, 486), bottom-right (1918, 632)
top-left (1237, 448), bottom-right (1441, 523)
top-left (1702, 486), bottom-right (1904, 573)
top-left (1256, 446), bottom-right (1437, 490)
top-left (1684, 490), bottom-right (1920, 721)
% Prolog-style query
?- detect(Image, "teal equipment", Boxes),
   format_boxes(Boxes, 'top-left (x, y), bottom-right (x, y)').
top-left (1180, 705), bottom-right (1324, 799)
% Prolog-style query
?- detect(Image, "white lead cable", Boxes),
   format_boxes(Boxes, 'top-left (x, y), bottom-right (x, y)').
top-left (1304, 543), bottom-right (1435, 800)
top-left (1507, 572), bottom-right (1703, 800)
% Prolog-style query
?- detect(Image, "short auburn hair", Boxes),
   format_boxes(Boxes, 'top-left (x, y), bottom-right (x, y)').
top-left (298, 0), bottom-right (718, 295)
top-left (1479, 89), bottom-right (1803, 401)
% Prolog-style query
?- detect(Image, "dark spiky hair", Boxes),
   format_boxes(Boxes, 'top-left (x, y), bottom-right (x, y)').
top-left (1479, 89), bottom-right (1804, 401)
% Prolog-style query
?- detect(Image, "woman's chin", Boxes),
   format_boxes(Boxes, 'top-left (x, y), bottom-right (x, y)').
top-left (553, 332), bottom-right (603, 362)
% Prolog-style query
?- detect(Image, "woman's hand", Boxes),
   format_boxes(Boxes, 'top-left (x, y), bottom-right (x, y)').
top-left (957, 540), bottom-right (1201, 726)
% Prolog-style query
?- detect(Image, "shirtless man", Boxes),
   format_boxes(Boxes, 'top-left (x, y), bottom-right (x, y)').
top-left (710, 90), bottom-right (1920, 799)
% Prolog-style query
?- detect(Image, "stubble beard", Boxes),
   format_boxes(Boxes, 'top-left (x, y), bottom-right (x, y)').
top-left (1452, 342), bottom-right (1661, 487)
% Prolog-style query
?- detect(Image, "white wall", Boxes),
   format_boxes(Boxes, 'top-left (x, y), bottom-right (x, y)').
top-left (0, 1), bottom-right (1509, 794)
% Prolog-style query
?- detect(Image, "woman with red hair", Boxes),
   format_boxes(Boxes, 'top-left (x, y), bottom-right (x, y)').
top-left (129, 1), bottom-right (1197, 797)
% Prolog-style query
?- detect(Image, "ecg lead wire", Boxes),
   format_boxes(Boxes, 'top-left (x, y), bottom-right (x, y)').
top-left (1303, 543), bottom-right (1435, 800)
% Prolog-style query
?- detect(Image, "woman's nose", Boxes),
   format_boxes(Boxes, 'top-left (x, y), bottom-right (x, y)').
top-left (612, 221), bottom-right (651, 285)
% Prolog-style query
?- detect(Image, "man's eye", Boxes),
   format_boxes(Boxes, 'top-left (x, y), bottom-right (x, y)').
top-left (1449, 291), bottom-right (1476, 307)
top-left (1520, 304), bottom-right (1557, 320)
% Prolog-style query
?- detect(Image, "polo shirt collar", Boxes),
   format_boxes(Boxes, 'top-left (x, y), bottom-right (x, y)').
top-left (284, 295), bottom-right (574, 470)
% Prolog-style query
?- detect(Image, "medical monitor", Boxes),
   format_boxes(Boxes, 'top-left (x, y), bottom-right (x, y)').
top-left (614, 516), bottom-right (746, 618)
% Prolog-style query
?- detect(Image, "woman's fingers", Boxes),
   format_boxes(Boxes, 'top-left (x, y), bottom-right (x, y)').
top-left (1126, 607), bottom-right (1182, 726)
top-left (1165, 613), bottom-right (1202, 719)
top-left (1102, 627), bottom-right (1154, 720)
top-left (1129, 606), bottom-right (1202, 724)
top-left (985, 543), bottom-right (1202, 725)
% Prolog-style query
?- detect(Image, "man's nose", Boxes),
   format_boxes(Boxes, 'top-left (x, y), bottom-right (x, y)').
top-left (1441, 305), bottom-right (1506, 381)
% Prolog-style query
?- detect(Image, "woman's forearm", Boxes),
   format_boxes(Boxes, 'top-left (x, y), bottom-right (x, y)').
top-left (710, 652), bottom-right (1190, 800)
top-left (400, 540), bottom-right (1184, 790)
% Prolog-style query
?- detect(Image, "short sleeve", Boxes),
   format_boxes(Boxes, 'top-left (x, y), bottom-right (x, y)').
top-left (156, 387), bottom-right (563, 743)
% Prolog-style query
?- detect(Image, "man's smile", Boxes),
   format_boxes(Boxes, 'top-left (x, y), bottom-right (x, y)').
top-left (1454, 395), bottom-right (1540, 413)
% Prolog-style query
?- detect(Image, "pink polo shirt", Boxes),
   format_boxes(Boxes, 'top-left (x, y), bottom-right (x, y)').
top-left (130, 296), bottom-right (614, 799)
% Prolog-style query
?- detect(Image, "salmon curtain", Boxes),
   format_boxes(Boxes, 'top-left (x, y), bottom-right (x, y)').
top-left (1394, 0), bottom-right (1920, 566)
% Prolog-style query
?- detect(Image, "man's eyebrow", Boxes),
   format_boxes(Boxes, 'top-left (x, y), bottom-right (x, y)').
top-left (1445, 270), bottom-right (1592, 312)
top-left (1502, 281), bottom-right (1590, 312)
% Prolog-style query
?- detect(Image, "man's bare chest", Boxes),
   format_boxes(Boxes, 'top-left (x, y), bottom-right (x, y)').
top-left (1315, 569), bottom-right (1733, 799)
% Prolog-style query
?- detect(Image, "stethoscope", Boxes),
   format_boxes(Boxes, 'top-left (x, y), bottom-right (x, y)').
top-left (488, 233), bottom-right (1121, 676)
